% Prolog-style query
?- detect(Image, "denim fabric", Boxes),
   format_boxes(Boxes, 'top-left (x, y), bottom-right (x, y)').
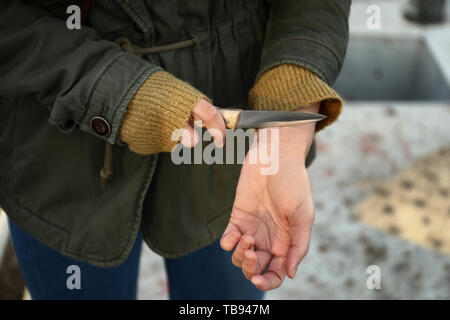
top-left (8, 219), bottom-right (264, 300)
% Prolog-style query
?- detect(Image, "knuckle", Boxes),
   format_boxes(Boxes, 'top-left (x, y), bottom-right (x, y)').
top-left (272, 281), bottom-right (282, 290)
top-left (242, 271), bottom-right (252, 280)
top-left (239, 238), bottom-right (249, 249)
top-left (300, 245), bottom-right (310, 259)
top-left (201, 103), bottom-right (218, 122)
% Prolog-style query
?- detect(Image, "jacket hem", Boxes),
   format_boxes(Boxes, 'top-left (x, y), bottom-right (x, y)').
top-left (141, 204), bottom-right (233, 259)
top-left (0, 154), bottom-right (159, 268)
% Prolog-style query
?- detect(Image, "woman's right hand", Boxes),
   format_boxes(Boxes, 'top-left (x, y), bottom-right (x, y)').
top-left (120, 71), bottom-right (225, 155)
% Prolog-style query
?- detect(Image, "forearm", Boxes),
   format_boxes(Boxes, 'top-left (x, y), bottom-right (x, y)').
top-left (249, 64), bottom-right (343, 131)
top-left (258, 0), bottom-right (350, 85)
top-left (250, 0), bottom-right (350, 131)
top-left (0, 0), bottom-right (160, 144)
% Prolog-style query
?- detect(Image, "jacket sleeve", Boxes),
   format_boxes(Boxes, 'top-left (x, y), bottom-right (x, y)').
top-left (258, 0), bottom-right (351, 86)
top-left (0, 0), bottom-right (162, 144)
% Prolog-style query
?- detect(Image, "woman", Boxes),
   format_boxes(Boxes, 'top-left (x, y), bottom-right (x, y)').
top-left (0, 0), bottom-right (349, 299)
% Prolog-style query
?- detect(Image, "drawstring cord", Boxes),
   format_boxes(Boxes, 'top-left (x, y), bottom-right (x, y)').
top-left (114, 37), bottom-right (197, 56)
top-left (99, 37), bottom-right (197, 190)
top-left (100, 142), bottom-right (113, 190)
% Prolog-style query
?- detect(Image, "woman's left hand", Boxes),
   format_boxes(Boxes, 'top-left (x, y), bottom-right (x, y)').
top-left (220, 103), bottom-right (320, 291)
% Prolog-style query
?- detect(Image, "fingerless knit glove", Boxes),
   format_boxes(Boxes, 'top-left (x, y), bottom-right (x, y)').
top-left (249, 64), bottom-right (343, 132)
top-left (120, 70), bottom-right (209, 155)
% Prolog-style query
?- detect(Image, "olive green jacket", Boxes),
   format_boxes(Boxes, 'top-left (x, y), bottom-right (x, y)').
top-left (0, 0), bottom-right (350, 267)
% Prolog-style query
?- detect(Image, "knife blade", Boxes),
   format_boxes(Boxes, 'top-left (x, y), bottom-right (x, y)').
top-left (215, 108), bottom-right (326, 129)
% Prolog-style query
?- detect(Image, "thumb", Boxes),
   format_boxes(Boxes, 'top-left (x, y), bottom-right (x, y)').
top-left (286, 209), bottom-right (314, 278)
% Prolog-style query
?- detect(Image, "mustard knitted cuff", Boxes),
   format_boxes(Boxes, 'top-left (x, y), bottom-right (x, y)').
top-left (120, 70), bottom-right (209, 155)
top-left (248, 64), bottom-right (343, 132)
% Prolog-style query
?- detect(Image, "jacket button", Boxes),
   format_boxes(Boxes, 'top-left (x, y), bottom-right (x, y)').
top-left (90, 116), bottom-right (111, 137)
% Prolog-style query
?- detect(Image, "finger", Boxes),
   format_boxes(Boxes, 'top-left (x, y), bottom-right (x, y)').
top-left (242, 249), bottom-right (272, 280)
top-left (231, 235), bottom-right (254, 268)
top-left (242, 250), bottom-right (257, 280)
top-left (191, 99), bottom-right (226, 147)
top-left (220, 223), bottom-right (242, 251)
top-left (179, 124), bottom-right (199, 148)
top-left (251, 256), bottom-right (286, 291)
top-left (286, 210), bottom-right (314, 279)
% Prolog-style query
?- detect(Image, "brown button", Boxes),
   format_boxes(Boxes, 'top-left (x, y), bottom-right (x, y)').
top-left (90, 116), bottom-right (111, 137)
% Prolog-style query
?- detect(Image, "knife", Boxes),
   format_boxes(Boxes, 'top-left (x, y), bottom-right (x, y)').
top-left (197, 108), bottom-right (326, 129)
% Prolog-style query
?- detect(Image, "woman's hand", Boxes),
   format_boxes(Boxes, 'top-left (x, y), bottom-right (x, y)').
top-left (220, 103), bottom-right (320, 291)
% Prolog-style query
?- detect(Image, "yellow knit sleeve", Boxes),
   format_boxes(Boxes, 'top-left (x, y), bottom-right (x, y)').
top-left (248, 64), bottom-right (343, 131)
top-left (120, 70), bottom-right (209, 155)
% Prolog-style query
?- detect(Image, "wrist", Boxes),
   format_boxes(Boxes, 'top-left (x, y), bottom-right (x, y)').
top-left (278, 125), bottom-right (315, 164)
top-left (249, 64), bottom-right (343, 132)
top-left (279, 102), bottom-right (319, 161)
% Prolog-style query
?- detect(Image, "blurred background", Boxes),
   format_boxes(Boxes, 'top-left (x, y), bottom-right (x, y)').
top-left (1, 0), bottom-right (449, 299)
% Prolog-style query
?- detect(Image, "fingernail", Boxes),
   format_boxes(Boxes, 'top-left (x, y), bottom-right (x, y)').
top-left (251, 277), bottom-right (261, 287)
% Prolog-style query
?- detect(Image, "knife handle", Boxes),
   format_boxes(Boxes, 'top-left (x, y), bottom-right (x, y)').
top-left (218, 108), bottom-right (241, 129)
top-left (193, 108), bottom-right (241, 129)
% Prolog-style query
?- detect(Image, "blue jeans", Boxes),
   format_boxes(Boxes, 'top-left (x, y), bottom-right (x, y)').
top-left (8, 219), bottom-right (264, 300)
